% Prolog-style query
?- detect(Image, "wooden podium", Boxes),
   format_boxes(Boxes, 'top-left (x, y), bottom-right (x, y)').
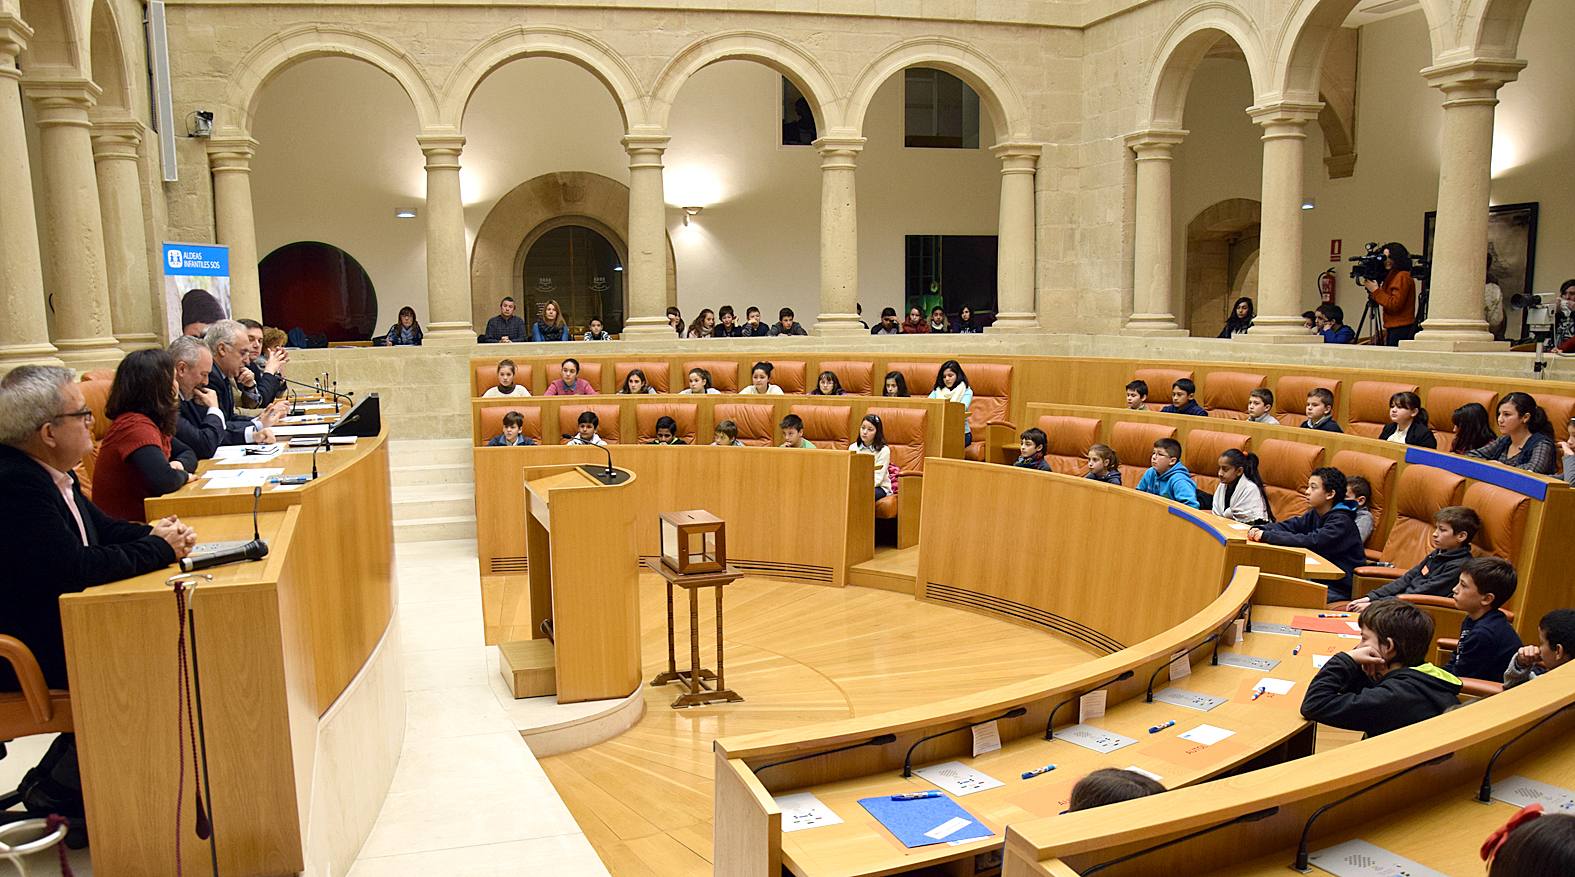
top-left (499, 464), bottom-right (641, 703)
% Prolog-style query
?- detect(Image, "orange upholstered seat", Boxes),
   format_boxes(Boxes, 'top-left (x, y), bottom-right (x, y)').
top-left (1133, 368), bottom-right (1192, 411)
top-left (635, 403), bottom-right (699, 444)
top-left (477, 405), bottom-right (543, 445)
top-left (1426, 386), bottom-right (1498, 450)
top-left (715, 403), bottom-right (775, 446)
top-left (821, 360), bottom-right (874, 395)
top-left (1200, 371), bottom-right (1266, 420)
top-left (615, 361), bottom-right (671, 393)
top-left (1257, 438), bottom-right (1325, 520)
top-left (791, 405), bottom-right (851, 449)
top-left (75, 379), bottom-right (113, 500)
top-left (685, 360), bottom-right (741, 393)
top-left (887, 361), bottom-right (944, 398)
top-left (871, 406), bottom-right (928, 525)
top-left (961, 363), bottom-right (1013, 460)
top-left (1330, 449), bottom-right (1399, 550)
top-left (1531, 393), bottom-right (1575, 443)
top-left (1464, 481), bottom-right (1530, 562)
top-left (1273, 376), bottom-right (1341, 427)
top-left (473, 362), bottom-right (535, 396)
top-left (1184, 430), bottom-right (1249, 499)
top-left (767, 361), bottom-right (808, 394)
top-left (1348, 380), bottom-right (1420, 439)
top-left (1357, 465), bottom-right (1466, 581)
top-left (545, 360), bottom-right (603, 392)
top-left (1038, 415), bottom-right (1100, 477)
top-left (556, 404), bottom-right (621, 443)
top-left (1111, 421), bottom-right (1178, 487)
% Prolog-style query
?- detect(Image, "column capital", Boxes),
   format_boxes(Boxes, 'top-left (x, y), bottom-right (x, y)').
top-left (1123, 128), bottom-right (1186, 159)
top-left (417, 133), bottom-right (465, 170)
top-left (991, 141), bottom-right (1041, 173)
top-left (0, 13), bottom-right (34, 69)
top-left (90, 119), bottom-right (144, 161)
top-left (1422, 57), bottom-right (1526, 105)
top-left (206, 135), bottom-right (257, 174)
top-left (22, 75), bottom-right (100, 125)
top-left (813, 135), bottom-right (864, 170)
top-left (1247, 100), bottom-right (1323, 132)
top-left (622, 132), bottom-right (670, 155)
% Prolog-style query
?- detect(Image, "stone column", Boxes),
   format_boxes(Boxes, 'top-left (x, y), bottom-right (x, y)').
top-left (23, 76), bottom-right (121, 364)
top-left (92, 120), bottom-right (159, 350)
top-left (0, 16), bottom-right (58, 368)
top-left (1406, 59), bottom-right (1526, 351)
top-left (206, 136), bottom-right (263, 322)
top-left (416, 134), bottom-right (475, 342)
top-left (1123, 130), bottom-right (1187, 335)
top-left (990, 142), bottom-right (1042, 332)
top-left (1247, 101), bottom-right (1323, 341)
top-left (621, 133), bottom-right (673, 338)
top-left (812, 135), bottom-right (866, 335)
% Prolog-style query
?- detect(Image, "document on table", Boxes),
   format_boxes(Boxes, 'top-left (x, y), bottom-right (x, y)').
top-left (271, 423), bottom-right (332, 436)
top-left (913, 761), bottom-right (1004, 796)
top-left (1252, 677), bottom-right (1296, 696)
top-left (1178, 724), bottom-right (1235, 746)
top-left (201, 468), bottom-right (284, 489)
top-left (1079, 690), bottom-right (1107, 723)
top-left (210, 444), bottom-right (282, 463)
top-left (971, 721), bottom-right (1002, 756)
top-left (774, 793), bottom-right (842, 833)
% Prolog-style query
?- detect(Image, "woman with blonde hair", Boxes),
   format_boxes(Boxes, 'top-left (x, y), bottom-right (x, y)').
top-left (530, 299), bottom-right (568, 342)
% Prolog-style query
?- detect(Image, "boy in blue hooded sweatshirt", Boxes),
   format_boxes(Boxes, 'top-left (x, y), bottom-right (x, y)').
top-left (1136, 438), bottom-right (1199, 508)
top-left (1248, 466), bottom-right (1366, 601)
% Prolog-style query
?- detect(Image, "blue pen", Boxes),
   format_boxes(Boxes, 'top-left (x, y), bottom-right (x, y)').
top-left (1251, 686), bottom-right (1266, 701)
top-left (1148, 720), bottom-right (1175, 734)
top-left (1318, 613), bottom-right (1350, 618)
top-left (1021, 764), bottom-right (1057, 780)
top-left (890, 791), bottom-right (942, 801)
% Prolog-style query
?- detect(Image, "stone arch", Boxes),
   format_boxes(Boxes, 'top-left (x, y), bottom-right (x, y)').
top-left (16, 0), bottom-right (82, 72)
top-left (1184, 197), bottom-right (1261, 333)
top-left (1145, 3), bottom-right (1271, 128)
top-left (1467, 0), bottom-right (1535, 58)
top-left (469, 172), bottom-right (676, 329)
top-left (845, 37), bottom-right (1030, 141)
top-left (1271, 0), bottom-right (1450, 100)
top-left (648, 30), bottom-right (841, 134)
top-left (440, 26), bottom-right (645, 132)
top-left (87, 0), bottom-right (130, 111)
top-left (219, 25), bottom-right (439, 137)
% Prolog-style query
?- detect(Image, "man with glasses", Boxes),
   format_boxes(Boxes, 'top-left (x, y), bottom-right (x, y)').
top-left (0, 365), bottom-right (197, 824)
top-left (205, 320), bottom-right (289, 445)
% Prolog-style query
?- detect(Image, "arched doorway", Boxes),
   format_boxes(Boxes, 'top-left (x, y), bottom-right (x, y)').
top-left (258, 241), bottom-right (378, 342)
top-left (1184, 198), bottom-right (1261, 334)
top-left (516, 224), bottom-right (624, 333)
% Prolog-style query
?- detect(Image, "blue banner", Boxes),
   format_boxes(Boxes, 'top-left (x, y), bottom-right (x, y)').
top-left (162, 242), bottom-right (229, 277)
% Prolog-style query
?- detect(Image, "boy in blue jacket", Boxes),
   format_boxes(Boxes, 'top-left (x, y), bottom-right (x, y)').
top-left (1445, 557), bottom-right (1521, 681)
top-left (1248, 467), bottom-right (1365, 601)
top-left (1136, 438), bottom-right (1199, 508)
top-left (1160, 379), bottom-right (1209, 417)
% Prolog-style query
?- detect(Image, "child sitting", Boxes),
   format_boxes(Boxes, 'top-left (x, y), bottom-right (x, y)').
top-left (1014, 427), bottom-right (1050, 471)
top-left (482, 359), bottom-right (531, 397)
top-left (1160, 378), bottom-right (1208, 417)
top-left (565, 410), bottom-right (607, 446)
top-left (712, 419), bottom-right (744, 446)
top-left (486, 410), bottom-right (537, 446)
top-left (741, 361), bottom-right (784, 395)
top-left (851, 414), bottom-right (892, 499)
top-left (1136, 438), bottom-right (1199, 508)
top-left (1346, 474), bottom-right (1375, 542)
top-left (544, 358), bottom-right (595, 396)
top-left (1301, 387), bottom-right (1342, 432)
top-left (1247, 466), bottom-right (1365, 601)
top-left (1347, 506), bottom-right (1479, 609)
top-left (1300, 601), bottom-right (1462, 737)
top-left (1505, 608), bottom-right (1575, 688)
top-left (680, 367), bottom-right (720, 394)
top-left (780, 414), bottom-right (814, 448)
top-left (1124, 380), bottom-right (1149, 410)
top-left (1445, 557), bottom-right (1521, 681)
top-left (1085, 443), bottom-right (1122, 485)
top-left (1246, 387), bottom-right (1278, 425)
top-left (1067, 768), bottom-right (1165, 812)
top-left (810, 371), bottom-right (845, 396)
top-left (649, 415), bottom-right (685, 445)
top-left (582, 318), bottom-right (611, 341)
top-left (1211, 448), bottom-right (1270, 524)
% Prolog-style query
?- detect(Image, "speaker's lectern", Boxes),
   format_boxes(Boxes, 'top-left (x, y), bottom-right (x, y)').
top-left (498, 464), bottom-right (641, 703)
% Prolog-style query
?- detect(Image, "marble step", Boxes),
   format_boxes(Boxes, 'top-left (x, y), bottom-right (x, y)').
top-left (388, 438), bottom-right (472, 468)
top-left (390, 462), bottom-right (472, 487)
top-left (391, 484), bottom-right (475, 521)
top-left (394, 514), bottom-right (477, 543)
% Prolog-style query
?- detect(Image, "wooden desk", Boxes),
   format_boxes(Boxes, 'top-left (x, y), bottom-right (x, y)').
top-left (1214, 518), bottom-right (1343, 582)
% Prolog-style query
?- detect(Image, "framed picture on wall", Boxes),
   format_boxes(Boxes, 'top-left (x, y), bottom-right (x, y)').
top-left (1422, 201), bottom-right (1539, 307)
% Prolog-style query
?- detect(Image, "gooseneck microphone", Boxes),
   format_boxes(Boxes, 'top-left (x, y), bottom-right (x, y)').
top-left (313, 414), bottom-right (358, 478)
top-left (179, 486), bottom-right (270, 572)
top-left (558, 433), bottom-right (631, 485)
top-left (281, 376), bottom-right (354, 404)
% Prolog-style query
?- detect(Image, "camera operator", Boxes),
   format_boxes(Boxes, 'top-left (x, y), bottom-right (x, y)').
top-left (1360, 242), bottom-right (1419, 346)
top-left (1555, 279), bottom-right (1575, 352)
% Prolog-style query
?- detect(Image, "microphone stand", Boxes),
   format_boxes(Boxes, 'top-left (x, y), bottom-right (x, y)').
top-left (1044, 671), bottom-right (1133, 740)
top-left (901, 706), bottom-right (1027, 778)
top-left (1145, 634), bottom-right (1220, 702)
top-left (1291, 753), bottom-right (1451, 871)
top-left (1478, 701), bottom-right (1575, 803)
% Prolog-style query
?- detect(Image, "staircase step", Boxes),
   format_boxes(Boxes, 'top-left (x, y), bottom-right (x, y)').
top-left (394, 515), bottom-right (477, 543)
top-left (392, 488), bottom-right (474, 521)
top-left (389, 439), bottom-right (472, 468)
top-left (390, 463), bottom-right (472, 487)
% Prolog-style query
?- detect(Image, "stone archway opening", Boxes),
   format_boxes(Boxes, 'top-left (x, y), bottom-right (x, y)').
top-left (515, 222), bottom-right (624, 334)
top-left (1185, 198), bottom-right (1261, 334)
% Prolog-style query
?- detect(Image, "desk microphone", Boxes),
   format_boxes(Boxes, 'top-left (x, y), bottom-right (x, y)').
top-left (559, 433), bottom-right (631, 485)
top-left (282, 376), bottom-right (354, 405)
top-left (180, 486), bottom-right (270, 572)
top-left (313, 414), bottom-right (357, 478)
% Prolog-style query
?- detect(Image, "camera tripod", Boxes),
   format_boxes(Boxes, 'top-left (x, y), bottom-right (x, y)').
top-left (1354, 293), bottom-right (1385, 345)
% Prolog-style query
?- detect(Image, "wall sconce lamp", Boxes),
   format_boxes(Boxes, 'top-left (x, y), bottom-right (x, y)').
top-left (682, 206), bottom-right (704, 226)
top-left (1301, 197), bottom-right (1317, 211)
top-left (394, 207), bottom-right (418, 219)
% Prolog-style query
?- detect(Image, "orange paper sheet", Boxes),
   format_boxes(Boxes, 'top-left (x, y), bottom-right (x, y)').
top-left (1291, 615), bottom-right (1362, 636)
top-left (1011, 778), bottom-right (1076, 818)
top-left (1144, 733), bottom-right (1249, 766)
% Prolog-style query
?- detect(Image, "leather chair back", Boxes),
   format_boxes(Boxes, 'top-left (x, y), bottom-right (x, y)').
top-left (1111, 421), bottom-right (1178, 487)
top-left (1258, 438), bottom-right (1325, 520)
top-left (615, 361), bottom-right (671, 393)
top-left (887, 361), bottom-right (944, 399)
top-left (1200, 371), bottom-right (1267, 420)
top-left (1464, 481), bottom-right (1530, 562)
top-left (684, 360), bottom-right (741, 393)
top-left (478, 405), bottom-right (544, 445)
top-left (635, 403), bottom-right (699, 444)
top-left (80, 368), bottom-right (115, 383)
top-left (1382, 465), bottom-right (1467, 566)
top-left (1348, 380), bottom-right (1420, 438)
top-left (821, 360), bottom-right (874, 395)
top-left (962, 363), bottom-right (1013, 460)
top-left (1133, 368), bottom-right (1193, 411)
top-left (1531, 393), bottom-right (1575, 443)
top-left (1038, 415), bottom-right (1100, 477)
top-left (556, 404), bottom-right (621, 443)
top-left (870, 406), bottom-right (928, 473)
top-left (1273, 376), bottom-right (1342, 427)
top-left (76, 379), bottom-right (113, 499)
top-left (545, 360), bottom-right (603, 392)
top-left (1184, 429), bottom-right (1250, 499)
top-left (715, 403), bottom-right (775, 446)
top-left (791, 404), bottom-right (851, 449)
top-left (473, 362), bottom-right (534, 396)
top-left (1426, 386), bottom-right (1497, 450)
top-left (764, 360), bottom-right (807, 394)
top-left (1330, 449), bottom-right (1399, 549)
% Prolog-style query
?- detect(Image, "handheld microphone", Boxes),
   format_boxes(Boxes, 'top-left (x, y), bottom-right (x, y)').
top-left (558, 434), bottom-right (630, 485)
top-left (179, 486), bottom-right (270, 572)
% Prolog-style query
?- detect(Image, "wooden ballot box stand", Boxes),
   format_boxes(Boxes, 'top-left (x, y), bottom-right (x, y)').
top-left (500, 464), bottom-right (641, 703)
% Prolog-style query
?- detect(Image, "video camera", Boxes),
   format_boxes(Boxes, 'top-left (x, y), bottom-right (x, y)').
top-left (1348, 242), bottom-right (1430, 285)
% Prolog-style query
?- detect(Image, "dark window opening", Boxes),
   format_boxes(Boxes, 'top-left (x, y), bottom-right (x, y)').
top-left (781, 77), bottom-right (818, 146)
top-left (904, 68), bottom-right (980, 149)
top-left (521, 225), bottom-right (624, 334)
top-left (905, 234), bottom-right (998, 325)
top-left (259, 241), bottom-right (377, 343)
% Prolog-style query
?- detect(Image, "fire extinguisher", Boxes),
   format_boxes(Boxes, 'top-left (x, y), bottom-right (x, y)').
top-left (1318, 269), bottom-right (1337, 304)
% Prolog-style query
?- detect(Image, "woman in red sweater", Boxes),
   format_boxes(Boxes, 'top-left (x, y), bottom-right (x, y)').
top-left (94, 349), bottom-right (194, 521)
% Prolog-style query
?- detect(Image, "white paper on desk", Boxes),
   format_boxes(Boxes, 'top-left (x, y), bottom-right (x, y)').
top-left (210, 444), bottom-right (280, 462)
top-left (1079, 690), bottom-right (1107, 723)
top-left (1253, 677), bottom-right (1296, 696)
top-left (1346, 621), bottom-right (1361, 632)
top-left (271, 423), bottom-right (331, 436)
top-left (202, 467), bottom-right (284, 481)
top-left (971, 721), bottom-right (1001, 757)
top-left (204, 474), bottom-right (268, 489)
top-left (279, 414), bottom-right (333, 424)
top-left (1312, 655), bottom-right (1333, 669)
top-left (774, 792), bottom-right (842, 833)
top-left (1169, 649), bottom-right (1192, 680)
top-left (924, 817), bottom-right (973, 841)
top-left (913, 761), bottom-right (1004, 796)
top-left (289, 436), bottom-right (356, 447)
top-left (1179, 725), bottom-right (1236, 746)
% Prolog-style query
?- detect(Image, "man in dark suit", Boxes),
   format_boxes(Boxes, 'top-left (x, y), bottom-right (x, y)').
top-left (204, 320), bottom-right (288, 445)
top-left (171, 334), bottom-right (248, 458)
top-left (238, 318), bottom-right (285, 407)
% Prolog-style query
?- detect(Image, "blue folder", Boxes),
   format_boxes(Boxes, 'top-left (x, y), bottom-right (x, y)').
top-left (857, 794), bottom-right (994, 849)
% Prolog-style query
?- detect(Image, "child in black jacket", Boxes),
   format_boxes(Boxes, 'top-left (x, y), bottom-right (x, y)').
top-left (1347, 506), bottom-right (1479, 610)
top-left (1248, 467), bottom-right (1366, 601)
top-left (1301, 601), bottom-right (1462, 737)
top-left (1445, 557), bottom-right (1521, 681)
